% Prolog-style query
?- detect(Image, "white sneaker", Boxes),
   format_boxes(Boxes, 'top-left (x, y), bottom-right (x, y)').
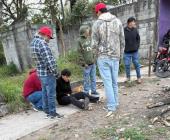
top-left (105, 111), bottom-right (114, 117)
top-left (32, 107), bottom-right (38, 112)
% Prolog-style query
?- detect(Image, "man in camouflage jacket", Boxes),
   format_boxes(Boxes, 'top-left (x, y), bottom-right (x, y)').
top-left (91, 3), bottom-right (125, 117)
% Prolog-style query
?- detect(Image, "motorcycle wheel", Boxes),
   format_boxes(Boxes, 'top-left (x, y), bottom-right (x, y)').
top-left (156, 60), bottom-right (170, 78)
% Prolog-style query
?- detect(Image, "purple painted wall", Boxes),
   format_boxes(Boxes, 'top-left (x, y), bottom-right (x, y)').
top-left (159, 0), bottom-right (170, 45)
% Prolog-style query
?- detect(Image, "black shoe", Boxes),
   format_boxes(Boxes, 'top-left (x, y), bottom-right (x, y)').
top-left (83, 97), bottom-right (90, 110)
top-left (50, 113), bottom-right (64, 119)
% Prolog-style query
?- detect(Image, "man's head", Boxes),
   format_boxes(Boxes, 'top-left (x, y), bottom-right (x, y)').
top-left (61, 69), bottom-right (71, 82)
top-left (95, 3), bottom-right (107, 17)
top-left (127, 17), bottom-right (136, 28)
top-left (167, 29), bottom-right (170, 37)
top-left (38, 26), bottom-right (53, 43)
top-left (79, 25), bottom-right (91, 38)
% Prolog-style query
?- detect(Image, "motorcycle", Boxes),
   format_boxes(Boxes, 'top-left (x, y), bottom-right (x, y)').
top-left (155, 41), bottom-right (170, 78)
top-left (152, 46), bottom-right (169, 72)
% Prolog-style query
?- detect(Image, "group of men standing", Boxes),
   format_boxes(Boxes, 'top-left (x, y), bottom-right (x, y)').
top-left (25, 2), bottom-right (141, 118)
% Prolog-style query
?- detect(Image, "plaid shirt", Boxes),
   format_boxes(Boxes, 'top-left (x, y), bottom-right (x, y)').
top-left (30, 35), bottom-right (58, 77)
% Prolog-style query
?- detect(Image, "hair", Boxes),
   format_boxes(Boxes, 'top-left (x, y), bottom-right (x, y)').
top-left (61, 69), bottom-right (71, 77)
top-left (127, 17), bottom-right (136, 24)
top-left (99, 8), bottom-right (108, 13)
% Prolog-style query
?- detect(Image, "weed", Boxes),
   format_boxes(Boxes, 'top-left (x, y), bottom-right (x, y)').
top-left (93, 126), bottom-right (116, 139)
top-left (121, 128), bottom-right (146, 140)
top-left (0, 62), bottom-right (20, 76)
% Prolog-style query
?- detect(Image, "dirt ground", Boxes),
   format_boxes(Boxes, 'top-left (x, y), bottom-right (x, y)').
top-left (20, 77), bottom-right (170, 140)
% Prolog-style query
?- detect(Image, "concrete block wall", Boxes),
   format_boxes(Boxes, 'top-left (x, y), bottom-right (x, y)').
top-left (1, 22), bottom-right (59, 71)
top-left (110, 0), bottom-right (158, 58)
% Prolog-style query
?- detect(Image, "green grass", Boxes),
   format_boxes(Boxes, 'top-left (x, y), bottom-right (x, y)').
top-left (0, 64), bottom-right (28, 112)
top-left (93, 126), bottom-right (117, 139)
top-left (121, 128), bottom-right (146, 140)
top-left (93, 126), bottom-right (147, 140)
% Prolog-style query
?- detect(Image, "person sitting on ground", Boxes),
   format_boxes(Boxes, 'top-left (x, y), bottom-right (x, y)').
top-left (22, 69), bottom-right (43, 111)
top-left (56, 69), bottom-right (98, 110)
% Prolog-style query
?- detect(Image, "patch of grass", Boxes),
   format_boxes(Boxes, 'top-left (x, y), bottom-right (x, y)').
top-left (121, 128), bottom-right (146, 140)
top-left (155, 127), bottom-right (167, 135)
top-left (93, 126), bottom-right (147, 140)
top-left (0, 66), bottom-right (27, 112)
top-left (0, 62), bottom-right (20, 76)
top-left (119, 63), bottom-right (125, 74)
top-left (93, 126), bottom-right (117, 139)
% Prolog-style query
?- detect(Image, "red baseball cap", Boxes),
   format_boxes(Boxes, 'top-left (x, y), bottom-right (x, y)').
top-left (95, 3), bottom-right (106, 13)
top-left (39, 26), bottom-right (53, 39)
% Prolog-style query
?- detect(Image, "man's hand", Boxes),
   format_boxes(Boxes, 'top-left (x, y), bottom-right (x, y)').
top-left (119, 58), bottom-right (122, 65)
top-left (85, 64), bottom-right (89, 69)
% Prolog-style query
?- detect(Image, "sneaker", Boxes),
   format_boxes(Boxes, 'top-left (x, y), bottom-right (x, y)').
top-left (124, 78), bottom-right (131, 84)
top-left (44, 114), bottom-right (50, 119)
top-left (30, 103), bottom-right (39, 112)
top-left (105, 111), bottom-right (114, 117)
top-left (83, 97), bottom-right (90, 110)
top-left (49, 113), bottom-right (64, 119)
top-left (91, 92), bottom-right (100, 98)
top-left (33, 107), bottom-right (39, 112)
top-left (103, 106), bottom-right (108, 111)
top-left (137, 78), bottom-right (142, 84)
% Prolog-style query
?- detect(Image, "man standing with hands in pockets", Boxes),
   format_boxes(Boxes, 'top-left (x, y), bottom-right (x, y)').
top-left (92, 3), bottom-right (125, 117)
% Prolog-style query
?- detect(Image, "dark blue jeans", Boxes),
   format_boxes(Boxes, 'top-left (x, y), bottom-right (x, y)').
top-left (39, 75), bottom-right (56, 115)
top-left (123, 52), bottom-right (141, 79)
top-left (27, 91), bottom-right (43, 110)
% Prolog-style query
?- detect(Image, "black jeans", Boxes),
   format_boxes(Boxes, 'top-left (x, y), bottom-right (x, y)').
top-left (58, 92), bottom-right (85, 109)
top-left (58, 92), bottom-right (99, 109)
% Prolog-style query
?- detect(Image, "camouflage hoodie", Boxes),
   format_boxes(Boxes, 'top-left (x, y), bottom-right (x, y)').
top-left (91, 12), bottom-right (125, 59)
top-left (77, 25), bottom-right (95, 66)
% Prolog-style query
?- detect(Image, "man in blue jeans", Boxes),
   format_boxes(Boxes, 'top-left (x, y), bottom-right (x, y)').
top-left (77, 24), bottom-right (99, 99)
top-left (124, 17), bottom-right (141, 84)
top-left (30, 26), bottom-right (63, 119)
top-left (23, 69), bottom-right (43, 111)
top-left (92, 3), bottom-right (125, 117)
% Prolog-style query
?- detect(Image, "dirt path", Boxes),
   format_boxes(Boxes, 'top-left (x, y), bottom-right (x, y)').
top-left (20, 77), bottom-right (170, 140)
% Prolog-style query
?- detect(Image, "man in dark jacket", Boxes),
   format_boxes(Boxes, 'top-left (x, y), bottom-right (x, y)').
top-left (124, 17), bottom-right (141, 84)
top-left (56, 69), bottom-right (90, 110)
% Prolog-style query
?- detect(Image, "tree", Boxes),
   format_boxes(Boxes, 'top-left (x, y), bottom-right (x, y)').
top-left (1, 0), bottom-right (28, 25)
top-left (0, 41), bottom-right (6, 66)
top-left (41, 0), bottom-right (66, 56)
top-left (71, 0), bottom-right (89, 23)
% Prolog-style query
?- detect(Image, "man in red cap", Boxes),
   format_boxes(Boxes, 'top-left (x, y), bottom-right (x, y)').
top-left (30, 26), bottom-right (63, 119)
top-left (92, 3), bottom-right (125, 117)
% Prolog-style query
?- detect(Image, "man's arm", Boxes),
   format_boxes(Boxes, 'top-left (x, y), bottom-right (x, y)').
top-left (119, 22), bottom-right (125, 59)
top-left (40, 42), bottom-right (58, 76)
top-left (136, 29), bottom-right (140, 49)
top-left (77, 40), bottom-right (87, 67)
top-left (91, 22), bottom-right (100, 57)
